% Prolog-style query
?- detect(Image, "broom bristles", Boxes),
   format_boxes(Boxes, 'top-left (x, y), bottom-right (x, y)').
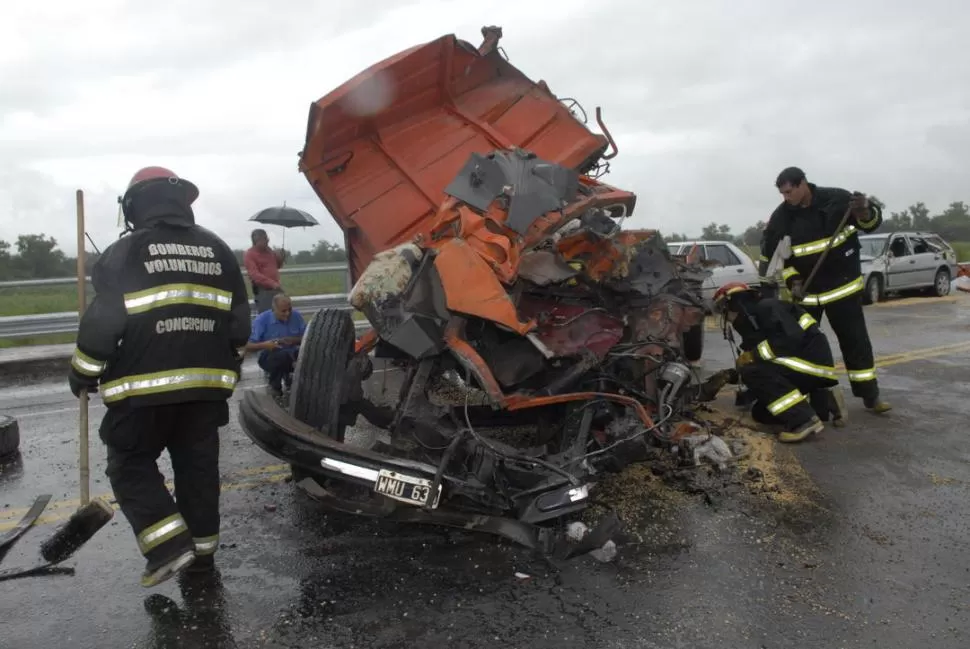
top-left (39, 498), bottom-right (114, 564)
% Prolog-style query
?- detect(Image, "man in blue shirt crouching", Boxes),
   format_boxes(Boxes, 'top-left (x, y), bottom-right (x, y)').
top-left (246, 293), bottom-right (306, 397)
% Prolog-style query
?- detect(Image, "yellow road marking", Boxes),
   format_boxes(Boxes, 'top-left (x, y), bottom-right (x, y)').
top-left (0, 473), bottom-right (293, 532)
top-left (698, 293), bottom-right (963, 330)
top-left (873, 295), bottom-right (964, 308)
top-left (833, 340), bottom-right (970, 371)
top-left (718, 341), bottom-right (970, 393)
top-left (870, 341), bottom-right (970, 370)
top-left (4, 337), bottom-right (970, 530)
top-left (0, 466), bottom-right (292, 528)
top-left (231, 463), bottom-right (288, 478)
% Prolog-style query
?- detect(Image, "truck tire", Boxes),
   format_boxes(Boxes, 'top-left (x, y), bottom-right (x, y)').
top-left (683, 322), bottom-right (704, 363)
top-left (0, 415), bottom-right (20, 460)
top-left (289, 309), bottom-right (356, 442)
top-left (864, 275), bottom-right (883, 305)
top-left (932, 268), bottom-right (951, 297)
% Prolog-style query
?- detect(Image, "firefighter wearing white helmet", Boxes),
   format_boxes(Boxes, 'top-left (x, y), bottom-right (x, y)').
top-left (714, 281), bottom-right (847, 443)
top-left (67, 166), bottom-right (250, 587)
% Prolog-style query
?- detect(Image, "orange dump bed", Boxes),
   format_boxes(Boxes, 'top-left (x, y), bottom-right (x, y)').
top-left (299, 27), bottom-right (615, 284)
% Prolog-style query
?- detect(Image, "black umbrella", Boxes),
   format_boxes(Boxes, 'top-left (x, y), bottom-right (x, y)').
top-left (248, 203), bottom-right (319, 248)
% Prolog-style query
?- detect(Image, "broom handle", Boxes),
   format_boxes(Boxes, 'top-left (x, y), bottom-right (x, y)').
top-left (801, 206), bottom-right (853, 296)
top-left (76, 189), bottom-right (90, 507)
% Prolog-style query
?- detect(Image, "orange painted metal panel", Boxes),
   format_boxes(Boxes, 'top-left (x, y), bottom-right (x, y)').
top-left (299, 30), bottom-right (612, 283)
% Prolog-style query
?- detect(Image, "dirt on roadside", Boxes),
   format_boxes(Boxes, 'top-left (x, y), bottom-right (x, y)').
top-left (585, 391), bottom-right (829, 537)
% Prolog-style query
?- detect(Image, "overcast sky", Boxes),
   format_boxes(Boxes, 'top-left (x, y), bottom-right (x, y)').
top-left (1, 0), bottom-right (967, 257)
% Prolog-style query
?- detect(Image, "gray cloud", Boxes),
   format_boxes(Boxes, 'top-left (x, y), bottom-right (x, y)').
top-left (2, 0), bottom-right (969, 259)
top-left (0, 0), bottom-right (410, 116)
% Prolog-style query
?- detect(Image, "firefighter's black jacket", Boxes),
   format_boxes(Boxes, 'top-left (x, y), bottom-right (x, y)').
top-left (69, 213), bottom-right (251, 409)
top-left (759, 184), bottom-right (883, 299)
top-left (732, 296), bottom-right (836, 383)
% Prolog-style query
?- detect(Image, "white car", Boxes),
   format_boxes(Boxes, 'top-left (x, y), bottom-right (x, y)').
top-left (667, 240), bottom-right (761, 300)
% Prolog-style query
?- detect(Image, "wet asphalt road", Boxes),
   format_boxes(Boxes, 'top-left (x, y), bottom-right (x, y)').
top-left (1, 294), bottom-right (969, 648)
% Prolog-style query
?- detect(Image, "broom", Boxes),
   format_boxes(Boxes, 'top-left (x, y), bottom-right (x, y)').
top-left (37, 189), bottom-right (115, 565)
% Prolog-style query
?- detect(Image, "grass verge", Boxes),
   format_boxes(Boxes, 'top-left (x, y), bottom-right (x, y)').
top-left (0, 269), bottom-right (351, 348)
top-left (0, 270), bottom-right (347, 317)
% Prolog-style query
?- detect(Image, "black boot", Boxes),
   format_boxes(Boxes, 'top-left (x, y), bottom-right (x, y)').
top-left (863, 395), bottom-right (892, 414)
top-left (184, 553), bottom-right (215, 574)
top-left (828, 387), bottom-right (848, 426)
top-left (811, 387), bottom-right (848, 427)
top-left (809, 390), bottom-right (831, 422)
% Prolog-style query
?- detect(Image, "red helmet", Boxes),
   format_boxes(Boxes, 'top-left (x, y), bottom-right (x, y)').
top-left (124, 166), bottom-right (199, 204)
top-left (713, 281), bottom-right (756, 310)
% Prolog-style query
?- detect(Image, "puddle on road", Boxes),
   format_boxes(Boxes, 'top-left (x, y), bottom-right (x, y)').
top-left (223, 493), bottom-right (552, 647)
top-left (151, 376), bottom-right (839, 648)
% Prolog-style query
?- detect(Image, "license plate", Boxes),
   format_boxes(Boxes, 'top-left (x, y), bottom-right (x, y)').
top-left (373, 469), bottom-right (442, 509)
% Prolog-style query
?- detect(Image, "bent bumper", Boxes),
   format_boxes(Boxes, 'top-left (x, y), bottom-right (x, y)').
top-left (237, 389), bottom-right (442, 488)
top-left (236, 389), bottom-right (600, 549)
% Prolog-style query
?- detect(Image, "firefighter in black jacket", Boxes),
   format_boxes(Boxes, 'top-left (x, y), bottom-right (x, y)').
top-left (714, 282), bottom-right (847, 443)
top-left (67, 166), bottom-right (251, 588)
top-left (759, 167), bottom-right (890, 414)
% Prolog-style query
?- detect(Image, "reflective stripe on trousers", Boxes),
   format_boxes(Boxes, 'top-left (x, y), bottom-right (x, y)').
top-left (847, 368), bottom-right (877, 383)
top-left (799, 276), bottom-right (864, 307)
top-left (768, 389), bottom-right (807, 415)
top-left (138, 513), bottom-right (188, 555)
top-left (193, 534), bottom-right (219, 555)
top-left (124, 283), bottom-right (233, 315)
top-left (798, 313), bottom-right (817, 330)
top-left (100, 368), bottom-right (238, 404)
top-left (71, 348), bottom-right (106, 377)
top-left (757, 340), bottom-right (836, 379)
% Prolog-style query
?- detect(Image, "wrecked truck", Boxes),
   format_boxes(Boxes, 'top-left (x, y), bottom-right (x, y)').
top-left (238, 26), bottom-right (717, 555)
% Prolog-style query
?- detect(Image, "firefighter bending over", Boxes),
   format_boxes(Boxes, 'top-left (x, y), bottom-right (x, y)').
top-left (67, 166), bottom-right (251, 588)
top-left (714, 282), bottom-right (847, 443)
top-left (759, 167), bottom-right (890, 414)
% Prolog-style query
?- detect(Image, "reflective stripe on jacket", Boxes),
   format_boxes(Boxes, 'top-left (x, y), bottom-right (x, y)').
top-left (71, 220), bottom-right (251, 408)
top-left (758, 184), bottom-right (882, 302)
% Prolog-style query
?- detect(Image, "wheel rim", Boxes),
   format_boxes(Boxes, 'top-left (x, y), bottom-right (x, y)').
top-left (937, 273), bottom-right (949, 295)
top-left (869, 280), bottom-right (879, 302)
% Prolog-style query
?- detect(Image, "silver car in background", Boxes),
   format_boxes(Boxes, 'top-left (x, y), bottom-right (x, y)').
top-left (858, 231), bottom-right (959, 304)
top-left (666, 240), bottom-right (761, 300)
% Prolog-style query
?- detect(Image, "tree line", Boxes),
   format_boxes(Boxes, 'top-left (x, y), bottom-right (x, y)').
top-left (664, 199), bottom-right (970, 247)
top-left (2, 198), bottom-right (967, 280)
top-left (0, 235), bottom-right (348, 281)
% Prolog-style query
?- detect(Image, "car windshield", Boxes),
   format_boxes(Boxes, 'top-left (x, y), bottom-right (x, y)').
top-left (859, 236), bottom-right (888, 258)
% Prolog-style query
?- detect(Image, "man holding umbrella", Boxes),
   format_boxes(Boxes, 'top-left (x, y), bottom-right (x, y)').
top-left (246, 203), bottom-right (319, 313)
top-left (244, 228), bottom-right (286, 314)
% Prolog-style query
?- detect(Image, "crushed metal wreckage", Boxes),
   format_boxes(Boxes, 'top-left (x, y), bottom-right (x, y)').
top-left (238, 25), bottom-right (741, 559)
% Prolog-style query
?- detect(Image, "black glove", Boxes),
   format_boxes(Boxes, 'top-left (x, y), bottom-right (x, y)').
top-left (230, 347), bottom-right (244, 376)
top-left (68, 371), bottom-right (99, 398)
top-left (849, 191), bottom-right (869, 215)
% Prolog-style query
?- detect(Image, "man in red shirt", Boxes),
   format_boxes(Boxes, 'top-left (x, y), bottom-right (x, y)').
top-left (244, 228), bottom-right (285, 313)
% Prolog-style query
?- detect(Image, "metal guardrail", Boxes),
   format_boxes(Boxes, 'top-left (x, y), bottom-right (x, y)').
top-left (2, 259), bottom-right (967, 340)
top-left (0, 262), bottom-right (348, 289)
top-left (0, 294), bottom-right (368, 339)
